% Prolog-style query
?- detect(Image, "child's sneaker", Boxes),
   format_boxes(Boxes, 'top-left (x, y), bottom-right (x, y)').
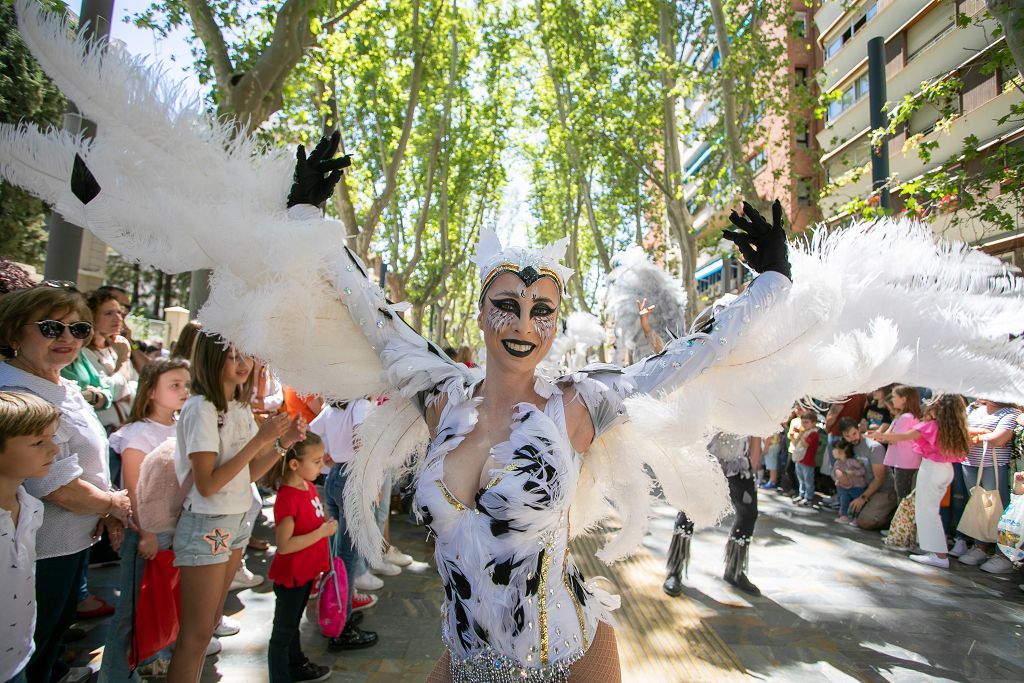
top-left (759, 481), bottom-right (777, 490)
top-left (291, 660), bottom-right (331, 682)
top-left (910, 552), bottom-right (949, 568)
top-left (948, 538), bottom-right (969, 557)
top-left (958, 546), bottom-right (990, 566)
top-left (835, 515), bottom-right (851, 524)
top-left (352, 592), bottom-right (378, 612)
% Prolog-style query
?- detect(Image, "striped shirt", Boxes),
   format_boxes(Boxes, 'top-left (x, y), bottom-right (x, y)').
top-left (0, 362), bottom-right (110, 559)
top-left (966, 404), bottom-right (1019, 467)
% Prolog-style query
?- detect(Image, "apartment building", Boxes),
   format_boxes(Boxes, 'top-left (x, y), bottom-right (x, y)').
top-left (816, 0), bottom-right (1024, 255)
top-left (681, 0), bottom-right (821, 300)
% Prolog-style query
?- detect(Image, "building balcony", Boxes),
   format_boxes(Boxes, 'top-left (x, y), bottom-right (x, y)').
top-left (817, 0), bottom-right (918, 92)
top-left (820, 86), bottom-right (1024, 226)
top-left (817, 11), bottom-right (1003, 156)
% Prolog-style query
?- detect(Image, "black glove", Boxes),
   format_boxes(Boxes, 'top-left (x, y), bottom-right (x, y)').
top-left (723, 198), bottom-right (791, 281)
top-left (70, 154), bottom-right (100, 205)
top-left (286, 130), bottom-right (352, 208)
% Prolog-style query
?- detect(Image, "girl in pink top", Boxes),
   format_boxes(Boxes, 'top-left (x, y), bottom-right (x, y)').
top-left (870, 394), bottom-right (970, 568)
top-left (881, 386), bottom-right (923, 501)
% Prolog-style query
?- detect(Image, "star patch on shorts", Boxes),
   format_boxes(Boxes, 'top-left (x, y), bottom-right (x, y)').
top-left (204, 527), bottom-right (232, 554)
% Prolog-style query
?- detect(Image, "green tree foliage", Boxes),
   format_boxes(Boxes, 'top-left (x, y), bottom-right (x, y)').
top-left (0, 0), bottom-right (68, 268)
top-left (117, 0), bottom-right (797, 333)
top-left (527, 0), bottom-right (793, 317)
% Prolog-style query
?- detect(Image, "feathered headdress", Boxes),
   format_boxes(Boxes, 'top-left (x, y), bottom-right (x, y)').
top-left (471, 229), bottom-right (575, 303)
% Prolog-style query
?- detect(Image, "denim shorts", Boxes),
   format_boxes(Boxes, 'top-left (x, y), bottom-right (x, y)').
top-left (172, 509), bottom-right (251, 567)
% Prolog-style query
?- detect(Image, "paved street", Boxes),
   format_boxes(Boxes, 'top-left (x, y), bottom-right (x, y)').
top-left (72, 489), bottom-right (1024, 682)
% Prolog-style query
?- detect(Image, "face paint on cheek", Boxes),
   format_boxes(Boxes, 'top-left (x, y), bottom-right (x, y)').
top-left (485, 307), bottom-right (517, 334)
top-left (533, 315), bottom-right (556, 341)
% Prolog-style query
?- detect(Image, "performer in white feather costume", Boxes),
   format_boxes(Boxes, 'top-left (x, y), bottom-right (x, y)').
top-left (6, 2), bottom-right (1024, 680)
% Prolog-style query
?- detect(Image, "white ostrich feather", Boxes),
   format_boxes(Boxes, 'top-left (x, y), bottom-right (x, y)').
top-left (605, 245), bottom-right (688, 362)
top-left (0, 123), bottom-right (86, 223)
top-left (343, 397), bottom-right (429, 566)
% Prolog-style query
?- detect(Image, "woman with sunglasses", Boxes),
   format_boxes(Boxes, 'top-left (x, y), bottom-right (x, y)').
top-left (0, 285), bottom-right (134, 683)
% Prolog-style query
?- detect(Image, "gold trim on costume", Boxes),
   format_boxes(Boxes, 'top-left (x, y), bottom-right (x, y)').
top-left (538, 546), bottom-right (553, 666)
top-left (436, 479), bottom-right (468, 511)
top-left (563, 525), bottom-right (588, 649)
top-left (481, 263), bottom-right (566, 294)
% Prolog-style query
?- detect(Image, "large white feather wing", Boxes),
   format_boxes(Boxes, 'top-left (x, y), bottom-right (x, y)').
top-left (577, 220), bottom-right (1024, 562)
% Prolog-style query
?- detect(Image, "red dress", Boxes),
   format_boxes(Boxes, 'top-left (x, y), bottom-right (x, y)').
top-left (268, 481), bottom-right (330, 587)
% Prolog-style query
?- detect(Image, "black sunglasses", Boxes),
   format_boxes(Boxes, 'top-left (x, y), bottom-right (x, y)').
top-left (32, 320), bottom-right (93, 340)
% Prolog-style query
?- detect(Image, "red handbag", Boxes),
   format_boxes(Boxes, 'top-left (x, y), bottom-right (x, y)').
top-left (130, 549), bottom-right (182, 668)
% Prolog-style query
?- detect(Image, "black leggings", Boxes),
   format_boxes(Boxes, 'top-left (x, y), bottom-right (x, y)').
top-left (674, 472), bottom-right (758, 540)
top-left (268, 581), bottom-right (314, 683)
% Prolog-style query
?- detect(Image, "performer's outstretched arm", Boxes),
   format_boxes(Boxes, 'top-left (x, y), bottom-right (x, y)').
top-left (566, 200), bottom-right (792, 441)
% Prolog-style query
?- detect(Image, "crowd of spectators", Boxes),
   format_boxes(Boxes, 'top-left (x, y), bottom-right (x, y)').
top-left (761, 385), bottom-right (1023, 576)
top-left (0, 279), bottom-right (426, 683)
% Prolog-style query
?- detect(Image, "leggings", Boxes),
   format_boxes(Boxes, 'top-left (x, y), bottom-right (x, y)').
top-left (674, 472), bottom-right (758, 541)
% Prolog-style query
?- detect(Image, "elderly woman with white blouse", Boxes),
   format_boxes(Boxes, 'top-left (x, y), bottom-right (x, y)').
top-left (0, 285), bottom-right (133, 683)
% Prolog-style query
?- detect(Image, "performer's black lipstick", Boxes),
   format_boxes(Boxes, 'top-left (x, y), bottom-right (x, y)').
top-left (501, 339), bottom-right (536, 357)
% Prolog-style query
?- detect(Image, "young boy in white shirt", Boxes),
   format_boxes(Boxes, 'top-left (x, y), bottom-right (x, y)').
top-left (0, 391), bottom-right (60, 683)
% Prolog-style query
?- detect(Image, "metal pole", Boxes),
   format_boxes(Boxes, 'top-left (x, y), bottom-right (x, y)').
top-left (43, 0), bottom-right (115, 282)
top-left (867, 36), bottom-right (891, 211)
top-left (187, 268), bottom-right (209, 317)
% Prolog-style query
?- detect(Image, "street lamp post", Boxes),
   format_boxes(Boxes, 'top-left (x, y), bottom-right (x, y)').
top-left (867, 36), bottom-right (891, 212)
top-left (42, 0), bottom-right (115, 282)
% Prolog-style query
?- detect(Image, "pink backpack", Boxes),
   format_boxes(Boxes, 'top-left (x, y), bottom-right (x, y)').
top-left (136, 438), bottom-right (191, 532)
top-left (317, 547), bottom-right (349, 638)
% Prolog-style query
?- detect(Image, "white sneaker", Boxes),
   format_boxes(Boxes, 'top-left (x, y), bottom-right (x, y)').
top-left (205, 637), bottom-right (222, 657)
top-left (229, 563), bottom-right (264, 591)
top-left (979, 554), bottom-right (1013, 574)
top-left (370, 561), bottom-right (401, 576)
top-left (385, 546), bottom-right (414, 566)
top-left (214, 615), bottom-right (241, 637)
top-left (958, 546), bottom-right (990, 566)
top-left (948, 538), bottom-right (969, 557)
top-left (910, 553), bottom-right (949, 568)
top-left (354, 572), bottom-right (384, 591)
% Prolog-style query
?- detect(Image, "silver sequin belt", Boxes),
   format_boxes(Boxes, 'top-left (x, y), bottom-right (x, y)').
top-left (449, 647), bottom-right (586, 683)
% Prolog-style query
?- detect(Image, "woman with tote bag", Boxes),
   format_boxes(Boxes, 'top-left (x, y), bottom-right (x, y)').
top-left (956, 400), bottom-right (1019, 573)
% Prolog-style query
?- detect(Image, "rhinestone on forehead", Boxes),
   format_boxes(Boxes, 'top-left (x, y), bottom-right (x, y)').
top-left (518, 266), bottom-right (541, 287)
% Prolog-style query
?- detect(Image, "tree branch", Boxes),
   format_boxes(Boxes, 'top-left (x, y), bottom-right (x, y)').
top-left (183, 0), bottom-right (234, 92)
top-left (323, 0), bottom-right (367, 30)
top-left (232, 0), bottom-right (318, 128)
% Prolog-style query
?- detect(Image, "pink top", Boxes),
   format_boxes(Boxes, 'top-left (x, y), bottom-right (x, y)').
top-left (911, 420), bottom-right (962, 463)
top-left (883, 413), bottom-right (922, 469)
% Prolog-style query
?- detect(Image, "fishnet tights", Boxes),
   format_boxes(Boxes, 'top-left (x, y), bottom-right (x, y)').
top-left (425, 621), bottom-right (620, 682)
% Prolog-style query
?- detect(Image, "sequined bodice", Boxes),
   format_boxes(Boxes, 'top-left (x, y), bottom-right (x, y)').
top-left (413, 382), bottom-right (614, 672)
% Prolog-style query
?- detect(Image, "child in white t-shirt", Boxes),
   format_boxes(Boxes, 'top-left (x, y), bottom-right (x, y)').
top-left (0, 391), bottom-right (60, 683)
top-left (99, 358), bottom-right (190, 682)
top-left (166, 334), bottom-right (305, 682)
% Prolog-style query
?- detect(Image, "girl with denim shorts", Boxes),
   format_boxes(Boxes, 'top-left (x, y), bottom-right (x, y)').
top-left (166, 333), bottom-right (305, 683)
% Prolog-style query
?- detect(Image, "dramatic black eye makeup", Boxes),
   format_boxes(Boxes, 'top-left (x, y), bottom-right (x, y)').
top-left (530, 304), bottom-right (555, 317)
top-left (491, 298), bottom-right (520, 314)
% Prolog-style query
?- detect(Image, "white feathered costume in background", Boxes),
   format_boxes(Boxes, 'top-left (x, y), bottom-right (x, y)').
top-left (5, 0), bottom-right (1024, 565)
top-left (604, 246), bottom-right (689, 364)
